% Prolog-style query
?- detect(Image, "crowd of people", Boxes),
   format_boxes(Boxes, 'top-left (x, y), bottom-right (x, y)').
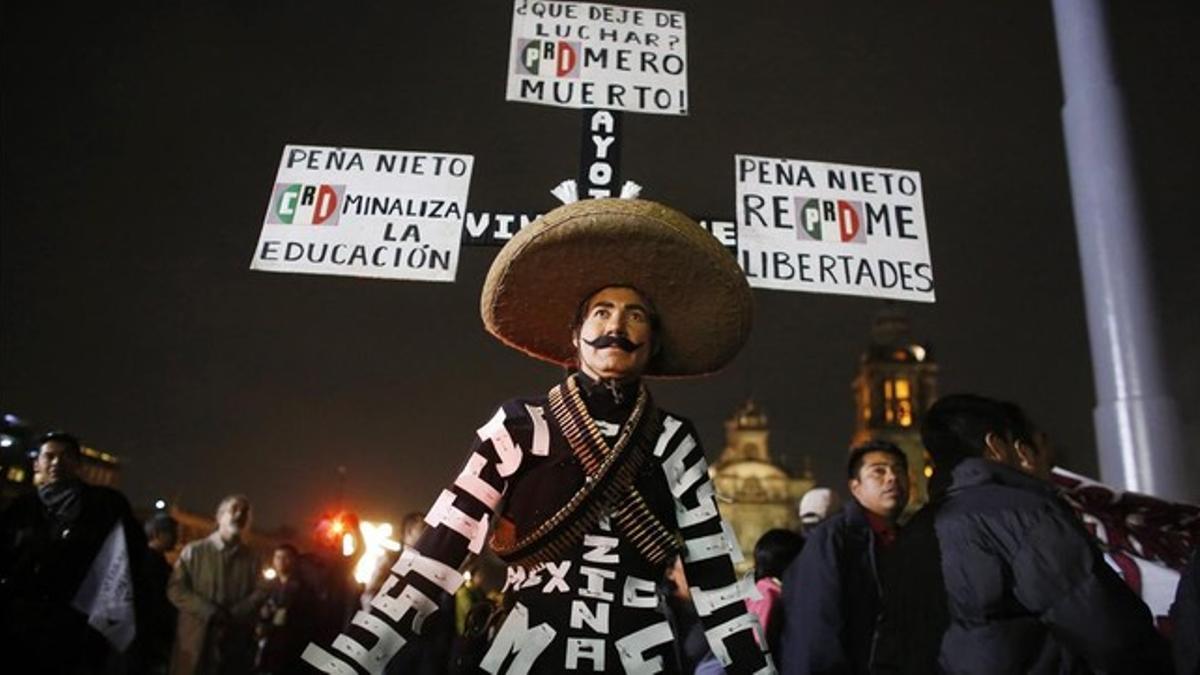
top-left (774, 396), bottom-right (1198, 675)
top-left (3, 400), bottom-right (1199, 674)
top-left (0, 431), bottom-right (512, 674)
top-left (295, 198), bottom-right (1200, 674)
top-left (3, 198), bottom-right (1199, 674)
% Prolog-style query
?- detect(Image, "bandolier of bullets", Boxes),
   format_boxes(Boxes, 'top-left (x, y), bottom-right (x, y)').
top-left (490, 377), bottom-right (680, 568)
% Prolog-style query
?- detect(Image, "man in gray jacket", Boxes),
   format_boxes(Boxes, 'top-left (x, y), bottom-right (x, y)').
top-left (168, 494), bottom-right (266, 675)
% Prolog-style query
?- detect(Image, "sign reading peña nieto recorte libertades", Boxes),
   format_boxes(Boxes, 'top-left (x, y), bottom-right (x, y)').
top-left (506, 0), bottom-right (688, 116)
top-left (735, 155), bottom-right (936, 303)
top-left (251, 145), bottom-right (474, 283)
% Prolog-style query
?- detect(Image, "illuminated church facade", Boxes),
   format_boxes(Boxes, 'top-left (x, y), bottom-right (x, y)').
top-left (709, 399), bottom-right (814, 571)
top-left (711, 306), bottom-right (938, 565)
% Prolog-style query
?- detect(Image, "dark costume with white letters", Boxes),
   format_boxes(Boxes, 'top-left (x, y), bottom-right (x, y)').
top-left (303, 199), bottom-right (772, 674)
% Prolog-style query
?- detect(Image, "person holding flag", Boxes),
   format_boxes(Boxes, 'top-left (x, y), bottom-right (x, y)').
top-left (0, 431), bottom-right (148, 673)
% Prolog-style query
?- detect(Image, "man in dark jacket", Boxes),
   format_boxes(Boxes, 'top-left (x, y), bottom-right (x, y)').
top-left (143, 512), bottom-right (180, 674)
top-left (0, 431), bottom-right (149, 673)
top-left (874, 394), bottom-right (1169, 674)
top-left (255, 544), bottom-right (316, 674)
top-left (778, 441), bottom-right (909, 674)
top-left (1171, 548), bottom-right (1200, 675)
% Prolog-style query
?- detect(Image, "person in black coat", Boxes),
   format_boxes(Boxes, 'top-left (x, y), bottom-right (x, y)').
top-left (0, 431), bottom-right (150, 674)
top-left (777, 441), bottom-right (909, 674)
top-left (141, 512), bottom-right (180, 674)
top-left (1172, 548), bottom-right (1200, 675)
top-left (255, 544), bottom-right (317, 674)
top-left (874, 394), bottom-right (1170, 674)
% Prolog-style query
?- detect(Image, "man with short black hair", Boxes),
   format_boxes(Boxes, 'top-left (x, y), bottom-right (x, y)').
top-left (777, 440), bottom-right (908, 674)
top-left (144, 512), bottom-right (181, 673)
top-left (874, 393), bottom-right (1169, 674)
top-left (0, 431), bottom-right (148, 672)
top-left (255, 543), bottom-right (316, 674)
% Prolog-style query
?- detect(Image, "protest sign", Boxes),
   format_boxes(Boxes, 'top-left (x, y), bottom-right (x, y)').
top-left (461, 210), bottom-right (541, 246)
top-left (506, 0), bottom-right (688, 115)
top-left (460, 207), bottom-right (735, 250)
top-left (735, 154), bottom-right (935, 302)
top-left (251, 145), bottom-right (474, 282)
top-left (578, 109), bottom-right (623, 197)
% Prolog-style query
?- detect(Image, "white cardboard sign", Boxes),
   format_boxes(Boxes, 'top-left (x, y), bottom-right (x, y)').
top-left (251, 145), bottom-right (474, 283)
top-left (735, 154), bottom-right (936, 302)
top-left (506, 0), bottom-right (688, 116)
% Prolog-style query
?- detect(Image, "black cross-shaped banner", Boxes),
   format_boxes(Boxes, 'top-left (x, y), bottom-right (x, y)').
top-left (462, 109), bottom-right (736, 253)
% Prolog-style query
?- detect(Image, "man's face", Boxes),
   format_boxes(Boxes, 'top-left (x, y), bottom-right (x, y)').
top-left (849, 451), bottom-right (909, 522)
top-left (217, 498), bottom-right (251, 541)
top-left (34, 441), bottom-right (79, 486)
top-left (1026, 430), bottom-right (1056, 480)
top-left (273, 548), bottom-right (296, 577)
top-left (572, 286), bottom-right (655, 382)
top-left (151, 529), bottom-right (178, 552)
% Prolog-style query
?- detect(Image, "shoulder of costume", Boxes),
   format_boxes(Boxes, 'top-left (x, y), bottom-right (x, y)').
top-left (489, 394), bottom-right (551, 421)
top-left (500, 392), bottom-right (551, 410)
top-left (660, 408), bottom-right (696, 429)
top-left (473, 395), bottom-right (555, 445)
top-left (656, 409), bottom-right (701, 442)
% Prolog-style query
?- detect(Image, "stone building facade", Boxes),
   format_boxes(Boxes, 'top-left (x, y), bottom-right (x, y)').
top-left (709, 399), bottom-right (813, 572)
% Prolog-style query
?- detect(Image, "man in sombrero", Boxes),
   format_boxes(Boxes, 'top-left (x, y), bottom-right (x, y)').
top-left (304, 198), bottom-right (775, 674)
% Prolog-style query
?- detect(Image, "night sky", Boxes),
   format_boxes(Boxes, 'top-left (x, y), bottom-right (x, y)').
top-left (3, 2), bottom-right (1198, 532)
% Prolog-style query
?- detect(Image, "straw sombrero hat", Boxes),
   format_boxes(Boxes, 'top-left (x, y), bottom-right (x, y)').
top-left (481, 198), bottom-right (752, 377)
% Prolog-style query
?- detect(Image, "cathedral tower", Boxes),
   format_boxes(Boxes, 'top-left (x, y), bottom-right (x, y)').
top-left (850, 305), bottom-right (938, 509)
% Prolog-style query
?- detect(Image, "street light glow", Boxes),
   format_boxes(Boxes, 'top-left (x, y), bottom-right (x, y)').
top-left (354, 520), bottom-right (401, 584)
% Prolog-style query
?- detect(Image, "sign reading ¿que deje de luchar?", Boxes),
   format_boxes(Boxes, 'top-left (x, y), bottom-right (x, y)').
top-left (507, 0), bottom-right (687, 116)
top-left (736, 155), bottom-right (936, 302)
top-left (251, 145), bottom-right (474, 283)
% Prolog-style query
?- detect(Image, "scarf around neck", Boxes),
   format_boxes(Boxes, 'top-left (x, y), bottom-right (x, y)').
top-left (37, 478), bottom-right (84, 525)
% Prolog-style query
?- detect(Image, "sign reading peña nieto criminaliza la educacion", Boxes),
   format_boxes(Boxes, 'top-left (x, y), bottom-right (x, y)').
top-left (251, 145), bottom-right (474, 283)
top-left (507, 0), bottom-right (688, 116)
top-left (735, 154), bottom-right (936, 302)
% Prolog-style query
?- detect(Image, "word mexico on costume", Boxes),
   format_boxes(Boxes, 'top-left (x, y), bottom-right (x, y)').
top-left (736, 154), bottom-right (935, 302)
top-left (507, 0), bottom-right (688, 115)
top-left (251, 144), bottom-right (474, 282)
top-left (303, 199), bottom-right (776, 674)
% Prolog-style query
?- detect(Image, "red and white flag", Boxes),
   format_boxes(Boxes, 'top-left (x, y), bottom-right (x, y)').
top-left (1053, 467), bottom-right (1200, 625)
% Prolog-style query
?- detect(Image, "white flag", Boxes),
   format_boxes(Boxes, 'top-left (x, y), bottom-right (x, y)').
top-left (72, 521), bottom-right (136, 651)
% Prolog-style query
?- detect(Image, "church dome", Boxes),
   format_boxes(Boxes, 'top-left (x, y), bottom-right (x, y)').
top-left (712, 458), bottom-right (789, 481)
top-left (730, 398), bottom-right (768, 430)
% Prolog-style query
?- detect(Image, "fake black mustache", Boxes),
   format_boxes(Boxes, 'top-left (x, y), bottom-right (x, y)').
top-left (583, 335), bottom-right (644, 352)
